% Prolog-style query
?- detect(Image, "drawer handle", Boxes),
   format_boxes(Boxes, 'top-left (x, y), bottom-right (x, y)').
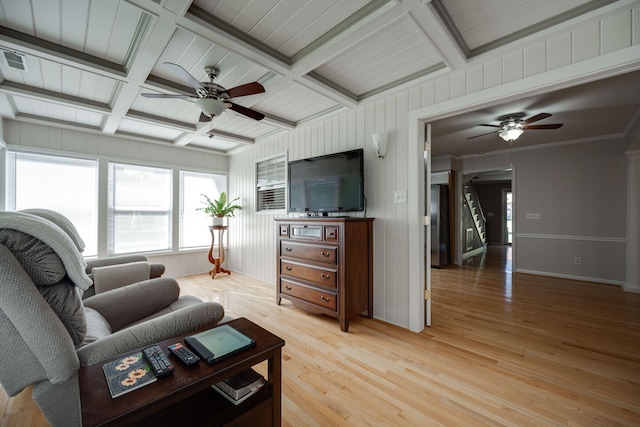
top-left (285, 266), bottom-right (293, 271)
top-left (285, 247), bottom-right (293, 252)
top-left (320, 296), bottom-right (331, 302)
top-left (285, 285), bottom-right (293, 291)
top-left (321, 273), bottom-right (330, 280)
top-left (320, 251), bottom-right (331, 257)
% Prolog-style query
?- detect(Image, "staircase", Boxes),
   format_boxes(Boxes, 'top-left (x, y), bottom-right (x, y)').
top-left (464, 181), bottom-right (487, 247)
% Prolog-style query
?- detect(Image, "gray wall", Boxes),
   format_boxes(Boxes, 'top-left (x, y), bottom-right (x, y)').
top-left (462, 136), bottom-right (628, 284)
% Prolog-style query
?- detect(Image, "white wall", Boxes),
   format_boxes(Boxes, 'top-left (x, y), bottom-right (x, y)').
top-left (1, 120), bottom-right (228, 277)
top-left (228, 1), bottom-right (640, 330)
top-left (1, 2), bottom-right (638, 331)
top-left (227, 101), bottom-right (415, 328)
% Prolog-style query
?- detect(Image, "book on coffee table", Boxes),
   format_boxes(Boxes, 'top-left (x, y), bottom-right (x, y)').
top-left (212, 368), bottom-right (265, 405)
top-left (102, 352), bottom-right (157, 398)
top-left (185, 324), bottom-right (256, 364)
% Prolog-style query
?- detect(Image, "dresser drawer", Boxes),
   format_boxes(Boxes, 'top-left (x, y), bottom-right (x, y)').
top-left (280, 279), bottom-right (337, 311)
top-left (280, 241), bottom-right (337, 264)
top-left (281, 261), bottom-right (337, 287)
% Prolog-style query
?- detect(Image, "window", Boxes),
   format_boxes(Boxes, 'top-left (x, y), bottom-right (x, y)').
top-left (256, 153), bottom-right (286, 212)
top-left (6, 151), bottom-right (98, 256)
top-left (108, 162), bottom-right (171, 255)
top-left (180, 170), bottom-right (227, 249)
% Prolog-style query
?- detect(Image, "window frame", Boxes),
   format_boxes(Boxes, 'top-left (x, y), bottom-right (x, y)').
top-left (2, 146), bottom-right (231, 258)
top-left (179, 169), bottom-right (228, 250)
top-left (107, 161), bottom-right (173, 256)
top-left (5, 148), bottom-right (99, 257)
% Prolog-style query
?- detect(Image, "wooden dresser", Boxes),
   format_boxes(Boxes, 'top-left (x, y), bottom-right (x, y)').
top-left (275, 217), bottom-right (374, 332)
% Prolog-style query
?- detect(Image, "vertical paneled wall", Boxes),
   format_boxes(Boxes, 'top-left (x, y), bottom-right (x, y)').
top-left (227, 2), bottom-right (640, 330)
top-left (226, 99), bottom-right (416, 327)
top-left (0, 3), bottom-right (637, 330)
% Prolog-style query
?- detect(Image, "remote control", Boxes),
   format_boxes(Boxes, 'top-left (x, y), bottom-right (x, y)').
top-left (142, 344), bottom-right (175, 377)
top-left (168, 342), bottom-right (200, 366)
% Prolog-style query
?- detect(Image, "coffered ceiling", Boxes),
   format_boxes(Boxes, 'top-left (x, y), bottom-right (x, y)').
top-left (0, 0), bottom-right (633, 155)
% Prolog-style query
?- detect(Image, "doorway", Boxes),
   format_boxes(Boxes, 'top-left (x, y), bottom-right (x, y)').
top-left (503, 189), bottom-right (512, 244)
top-left (457, 169), bottom-right (514, 267)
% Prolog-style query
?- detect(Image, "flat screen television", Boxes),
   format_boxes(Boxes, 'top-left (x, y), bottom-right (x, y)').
top-left (288, 149), bottom-right (364, 213)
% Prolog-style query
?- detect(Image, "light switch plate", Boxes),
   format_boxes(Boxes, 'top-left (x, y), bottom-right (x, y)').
top-left (394, 190), bottom-right (407, 203)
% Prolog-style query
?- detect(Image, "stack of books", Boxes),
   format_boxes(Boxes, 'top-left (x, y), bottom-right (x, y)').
top-left (212, 368), bottom-right (266, 405)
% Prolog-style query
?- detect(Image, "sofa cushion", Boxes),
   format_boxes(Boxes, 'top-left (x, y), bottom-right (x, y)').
top-left (0, 229), bottom-right (66, 286)
top-left (82, 307), bottom-right (112, 344)
top-left (91, 261), bottom-right (150, 294)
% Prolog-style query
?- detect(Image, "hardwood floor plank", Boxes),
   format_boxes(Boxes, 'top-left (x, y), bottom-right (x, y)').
top-left (2, 245), bottom-right (639, 426)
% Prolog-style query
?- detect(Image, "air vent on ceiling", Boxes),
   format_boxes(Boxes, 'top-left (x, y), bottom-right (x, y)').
top-left (2, 50), bottom-right (28, 71)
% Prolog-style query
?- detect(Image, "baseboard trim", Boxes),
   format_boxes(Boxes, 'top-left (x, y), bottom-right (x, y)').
top-left (515, 269), bottom-right (624, 287)
top-left (622, 282), bottom-right (640, 293)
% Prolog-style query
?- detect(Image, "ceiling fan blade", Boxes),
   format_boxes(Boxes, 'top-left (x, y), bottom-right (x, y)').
top-left (224, 82), bottom-right (265, 98)
top-left (228, 102), bottom-right (265, 121)
top-left (163, 62), bottom-right (207, 96)
top-left (524, 123), bottom-right (563, 130)
top-left (141, 93), bottom-right (193, 99)
top-left (478, 124), bottom-right (501, 128)
top-left (467, 130), bottom-right (498, 139)
top-left (199, 112), bottom-right (212, 123)
top-left (523, 113), bottom-right (551, 125)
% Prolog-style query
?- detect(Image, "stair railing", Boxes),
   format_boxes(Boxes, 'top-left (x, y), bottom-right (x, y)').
top-left (464, 181), bottom-right (487, 246)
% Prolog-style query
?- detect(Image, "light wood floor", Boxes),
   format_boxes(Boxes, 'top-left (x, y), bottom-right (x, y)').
top-left (2, 245), bottom-right (639, 426)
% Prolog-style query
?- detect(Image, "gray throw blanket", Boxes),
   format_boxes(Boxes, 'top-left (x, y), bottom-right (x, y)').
top-left (0, 211), bottom-right (92, 290)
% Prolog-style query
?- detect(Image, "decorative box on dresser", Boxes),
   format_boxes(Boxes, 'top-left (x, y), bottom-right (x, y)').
top-left (275, 217), bottom-right (374, 332)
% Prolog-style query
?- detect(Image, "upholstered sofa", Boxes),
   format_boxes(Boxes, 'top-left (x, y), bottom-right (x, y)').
top-left (0, 210), bottom-right (225, 427)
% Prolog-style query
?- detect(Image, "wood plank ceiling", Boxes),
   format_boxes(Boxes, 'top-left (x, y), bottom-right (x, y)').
top-left (0, 0), bottom-right (625, 154)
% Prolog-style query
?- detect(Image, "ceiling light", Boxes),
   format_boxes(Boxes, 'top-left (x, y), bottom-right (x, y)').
top-left (499, 128), bottom-right (524, 142)
top-left (196, 98), bottom-right (227, 117)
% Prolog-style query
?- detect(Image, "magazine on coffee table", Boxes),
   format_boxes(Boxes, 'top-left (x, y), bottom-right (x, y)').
top-left (102, 352), bottom-right (157, 398)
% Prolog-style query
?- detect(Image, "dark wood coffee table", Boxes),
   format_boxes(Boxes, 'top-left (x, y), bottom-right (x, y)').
top-left (80, 318), bottom-right (285, 426)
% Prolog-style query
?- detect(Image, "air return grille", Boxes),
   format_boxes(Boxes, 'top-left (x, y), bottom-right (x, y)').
top-left (2, 50), bottom-right (28, 71)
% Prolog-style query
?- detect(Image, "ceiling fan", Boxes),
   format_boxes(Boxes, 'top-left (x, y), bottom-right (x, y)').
top-left (141, 62), bottom-right (266, 122)
top-left (468, 112), bottom-right (563, 142)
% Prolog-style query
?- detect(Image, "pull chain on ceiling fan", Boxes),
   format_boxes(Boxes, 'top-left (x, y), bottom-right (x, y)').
top-left (141, 62), bottom-right (266, 123)
top-left (468, 112), bottom-right (563, 142)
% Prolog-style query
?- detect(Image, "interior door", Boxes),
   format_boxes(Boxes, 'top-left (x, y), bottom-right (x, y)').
top-left (424, 124), bottom-right (432, 327)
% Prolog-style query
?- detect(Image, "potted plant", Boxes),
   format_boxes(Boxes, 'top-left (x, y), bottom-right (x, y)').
top-left (197, 192), bottom-right (241, 226)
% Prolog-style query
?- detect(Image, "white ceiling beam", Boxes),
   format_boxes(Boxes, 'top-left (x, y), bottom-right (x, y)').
top-left (174, 128), bottom-right (254, 148)
top-left (0, 27), bottom-right (125, 81)
top-left (400, 0), bottom-right (467, 70)
top-left (0, 81), bottom-right (111, 114)
top-left (103, 10), bottom-right (178, 134)
top-left (290, 1), bottom-right (404, 76)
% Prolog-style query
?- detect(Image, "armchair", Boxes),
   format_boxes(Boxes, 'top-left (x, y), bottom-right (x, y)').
top-left (0, 210), bottom-right (225, 427)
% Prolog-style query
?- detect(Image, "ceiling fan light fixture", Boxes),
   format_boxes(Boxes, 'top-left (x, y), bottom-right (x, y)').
top-left (196, 98), bottom-right (227, 117)
top-left (499, 128), bottom-right (524, 142)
